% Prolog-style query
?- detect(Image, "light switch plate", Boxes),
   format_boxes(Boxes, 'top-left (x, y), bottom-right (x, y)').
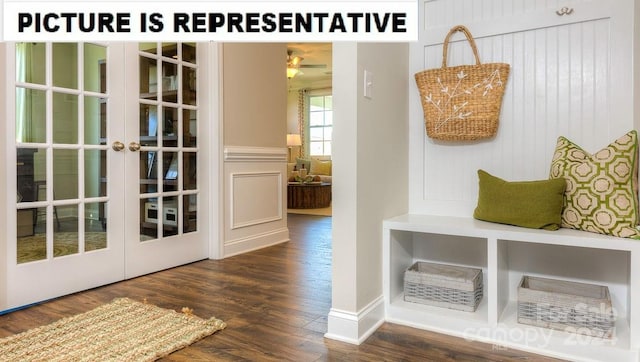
top-left (364, 70), bottom-right (373, 99)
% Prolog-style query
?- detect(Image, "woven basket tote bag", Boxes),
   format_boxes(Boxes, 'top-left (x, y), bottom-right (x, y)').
top-left (415, 25), bottom-right (510, 141)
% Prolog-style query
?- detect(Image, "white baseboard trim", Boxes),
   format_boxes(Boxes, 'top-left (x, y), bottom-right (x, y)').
top-left (324, 295), bottom-right (385, 345)
top-left (223, 227), bottom-right (289, 258)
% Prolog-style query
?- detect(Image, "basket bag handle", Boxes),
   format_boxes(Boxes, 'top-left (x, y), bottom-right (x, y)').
top-left (442, 25), bottom-right (481, 68)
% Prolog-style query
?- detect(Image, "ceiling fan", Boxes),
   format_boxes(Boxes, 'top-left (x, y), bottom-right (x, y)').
top-left (287, 49), bottom-right (327, 78)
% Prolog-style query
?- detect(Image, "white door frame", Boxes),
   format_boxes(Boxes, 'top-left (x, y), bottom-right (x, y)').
top-left (208, 42), bottom-right (224, 260)
top-left (1, 43), bottom-right (9, 310)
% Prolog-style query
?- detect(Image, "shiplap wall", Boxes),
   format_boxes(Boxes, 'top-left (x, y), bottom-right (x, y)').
top-left (410, 0), bottom-right (636, 216)
top-left (424, 0), bottom-right (593, 27)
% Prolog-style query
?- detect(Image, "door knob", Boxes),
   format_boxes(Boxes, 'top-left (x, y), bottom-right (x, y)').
top-left (128, 142), bottom-right (141, 152)
top-left (112, 141), bottom-right (125, 151)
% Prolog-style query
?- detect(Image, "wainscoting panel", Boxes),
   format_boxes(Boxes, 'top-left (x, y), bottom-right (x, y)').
top-left (230, 172), bottom-right (282, 230)
top-left (223, 146), bottom-right (289, 257)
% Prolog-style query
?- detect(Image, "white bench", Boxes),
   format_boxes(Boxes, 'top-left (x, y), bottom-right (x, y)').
top-left (382, 213), bottom-right (640, 362)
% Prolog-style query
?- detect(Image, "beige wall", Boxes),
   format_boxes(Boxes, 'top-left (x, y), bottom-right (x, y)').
top-left (286, 91), bottom-right (298, 134)
top-left (221, 43), bottom-right (289, 257)
top-left (223, 43), bottom-right (287, 148)
top-left (331, 43), bottom-right (359, 312)
top-left (355, 43), bottom-right (409, 308)
top-left (330, 42), bottom-right (409, 313)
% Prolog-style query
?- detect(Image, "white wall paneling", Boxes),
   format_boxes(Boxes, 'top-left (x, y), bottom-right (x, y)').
top-left (424, 0), bottom-right (609, 43)
top-left (410, 0), bottom-right (635, 217)
top-left (223, 146), bottom-right (289, 257)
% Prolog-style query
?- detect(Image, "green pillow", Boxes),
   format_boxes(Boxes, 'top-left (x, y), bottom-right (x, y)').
top-left (473, 170), bottom-right (566, 230)
top-left (549, 130), bottom-right (640, 238)
top-left (295, 157), bottom-right (311, 172)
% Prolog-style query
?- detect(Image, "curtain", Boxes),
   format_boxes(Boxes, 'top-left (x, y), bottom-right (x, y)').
top-left (15, 43), bottom-right (32, 143)
top-left (297, 89), bottom-right (308, 158)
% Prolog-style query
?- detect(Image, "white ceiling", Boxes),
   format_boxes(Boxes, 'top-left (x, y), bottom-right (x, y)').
top-left (286, 43), bottom-right (332, 90)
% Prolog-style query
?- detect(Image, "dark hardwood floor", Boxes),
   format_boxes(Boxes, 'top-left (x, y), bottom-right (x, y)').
top-left (0, 214), bottom-right (562, 361)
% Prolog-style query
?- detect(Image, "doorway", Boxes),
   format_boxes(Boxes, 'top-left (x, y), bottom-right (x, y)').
top-left (286, 43), bottom-right (333, 217)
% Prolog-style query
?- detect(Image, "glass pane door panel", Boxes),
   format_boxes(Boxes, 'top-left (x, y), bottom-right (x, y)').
top-left (140, 198), bottom-right (158, 241)
top-left (163, 107), bottom-right (178, 141)
top-left (140, 151), bottom-right (159, 194)
top-left (183, 195), bottom-right (197, 233)
top-left (53, 92), bottom-right (79, 144)
top-left (84, 44), bottom-right (106, 93)
top-left (16, 43), bottom-right (46, 84)
top-left (52, 43), bottom-right (78, 89)
top-left (184, 153), bottom-right (197, 190)
top-left (85, 149), bottom-right (106, 198)
top-left (17, 206), bottom-right (46, 264)
top-left (139, 43), bottom-right (157, 54)
top-left (137, 42), bottom-right (199, 243)
top-left (16, 147), bottom-right (44, 255)
top-left (16, 87), bottom-right (46, 143)
top-left (162, 196), bottom-right (178, 238)
top-left (163, 152), bottom-right (179, 192)
top-left (182, 43), bottom-right (196, 63)
top-left (84, 96), bottom-right (106, 145)
top-left (33, 151), bottom-right (47, 187)
top-left (140, 56), bottom-right (157, 100)
top-left (183, 109), bottom-right (197, 147)
top-left (162, 62), bottom-right (178, 103)
top-left (53, 204), bottom-right (79, 258)
top-left (32, 205), bottom-right (47, 234)
top-left (86, 201), bottom-right (107, 251)
top-left (162, 42), bottom-right (178, 58)
top-left (183, 66), bottom-right (196, 105)
top-left (140, 104), bottom-right (158, 146)
top-left (17, 149), bottom-right (41, 203)
top-left (53, 149), bottom-right (79, 200)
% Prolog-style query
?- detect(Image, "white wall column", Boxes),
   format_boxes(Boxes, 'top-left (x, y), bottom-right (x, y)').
top-left (327, 42), bottom-right (409, 344)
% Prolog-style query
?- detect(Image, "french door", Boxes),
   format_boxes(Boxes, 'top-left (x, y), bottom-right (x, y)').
top-left (123, 42), bottom-right (208, 278)
top-left (6, 42), bottom-right (209, 310)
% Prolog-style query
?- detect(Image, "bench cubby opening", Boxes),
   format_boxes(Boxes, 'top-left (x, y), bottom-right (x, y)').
top-left (383, 214), bottom-right (640, 362)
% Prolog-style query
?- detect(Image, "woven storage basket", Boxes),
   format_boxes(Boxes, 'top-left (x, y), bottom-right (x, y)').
top-left (517, 276), bottom-right (615, 338)
top-left (415, 25), bottom-right (510, 141)
top-left (404, 261), bottom-right (483, 312)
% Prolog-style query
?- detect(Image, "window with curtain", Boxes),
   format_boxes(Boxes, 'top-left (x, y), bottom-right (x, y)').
top-left (308, 94), bottom-right (332, 157)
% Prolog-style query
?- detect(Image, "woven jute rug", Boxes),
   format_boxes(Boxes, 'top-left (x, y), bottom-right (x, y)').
top-left (0, 298), bottom-right (226, 361)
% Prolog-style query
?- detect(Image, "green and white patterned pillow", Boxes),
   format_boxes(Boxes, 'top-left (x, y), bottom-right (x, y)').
top-left (549, 130), bottom-right (640, 238)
